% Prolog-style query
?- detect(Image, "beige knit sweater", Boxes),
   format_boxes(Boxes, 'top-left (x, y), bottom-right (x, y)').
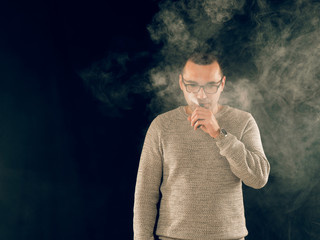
top-left (134, 105), bottom-right (270, 240)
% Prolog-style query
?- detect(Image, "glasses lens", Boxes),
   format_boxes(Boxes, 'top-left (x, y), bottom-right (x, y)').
top-left (204, 85), bottom-right (218, 93)
top-left (183, 77), bottom-right (222, 94)
top-left (186, 84), bottom-right (200, 93)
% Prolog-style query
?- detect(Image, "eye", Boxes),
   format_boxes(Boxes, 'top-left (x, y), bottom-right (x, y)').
top-left (206, 84), bottom-right (218, 88)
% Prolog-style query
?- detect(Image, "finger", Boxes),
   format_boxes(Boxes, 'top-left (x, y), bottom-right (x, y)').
top-left (191, 112), bottom-right (209, 125)
top-left (191, 108), bottom-right (213, 126)
top-left (196, 111), bottom-right (217, 123)
top-left (192, 107), bottom-right (211, 117)
top-left (194, 119), bottom-right (205, 130)
top-left (191, 116), bottom-right (204, 126)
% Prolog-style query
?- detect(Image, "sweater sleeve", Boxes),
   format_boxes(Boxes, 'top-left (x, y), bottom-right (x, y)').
top-left (133, 118), bottom-right (163, 240)
top-left (216, 115), bottom-right (270, 189)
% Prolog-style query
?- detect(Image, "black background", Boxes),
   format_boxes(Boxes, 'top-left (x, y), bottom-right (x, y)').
top-left (0, 0), bottom-right (158, 239)
top-left (1, 0), bottom-right (319, 240)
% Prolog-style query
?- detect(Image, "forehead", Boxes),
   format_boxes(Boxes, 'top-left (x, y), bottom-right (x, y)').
top-left (183, 60), bottom-right (222, 83)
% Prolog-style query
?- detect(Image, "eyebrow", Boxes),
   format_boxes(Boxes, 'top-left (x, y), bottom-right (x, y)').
top-left (183, 79), bottom-right (198, 84)
top-left (184, 79), bottom-right (221, 85)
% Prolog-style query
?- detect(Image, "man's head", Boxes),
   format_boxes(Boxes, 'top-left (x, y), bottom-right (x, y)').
top-left (179, 52), bottom-right (226, 112)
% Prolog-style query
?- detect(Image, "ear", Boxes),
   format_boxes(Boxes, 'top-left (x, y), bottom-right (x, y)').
top-left (220, 76), bottom-right (226, 91)
top-left (179, 74), bottom-right (184, 90)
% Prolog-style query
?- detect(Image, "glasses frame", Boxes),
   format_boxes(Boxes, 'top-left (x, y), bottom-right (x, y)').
top-left (181, 74), bottom-right (223, 94)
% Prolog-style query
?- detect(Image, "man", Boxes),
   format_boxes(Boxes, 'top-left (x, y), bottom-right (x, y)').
top-left (134, 52), bottom-right (270, 240)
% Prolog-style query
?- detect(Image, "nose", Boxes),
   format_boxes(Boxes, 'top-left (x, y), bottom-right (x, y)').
top-left (197, 87), bottom-right (207, 99)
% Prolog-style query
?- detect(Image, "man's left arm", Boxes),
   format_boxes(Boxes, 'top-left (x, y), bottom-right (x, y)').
top-left (216, 115), bottom-right (270, 189)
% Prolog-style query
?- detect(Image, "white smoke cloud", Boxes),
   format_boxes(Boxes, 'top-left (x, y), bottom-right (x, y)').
top-left (81, 2), bottom-right (320, 226)
top-left (146, 2), bottom-right (320, 235)
top-left (250, 1), bottom-right (320, 196)
top-left (220, 78), bottom-right (264, 111)
top-left (202, 0), bottom-right (245, 23)
top-left (80, 52), bottom-right (150, 116)
top-left (146, 0), bottom-right (246, 113)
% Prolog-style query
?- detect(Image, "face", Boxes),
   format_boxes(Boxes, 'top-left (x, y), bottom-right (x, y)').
top-left (179, 60), bottom-right (226, 112)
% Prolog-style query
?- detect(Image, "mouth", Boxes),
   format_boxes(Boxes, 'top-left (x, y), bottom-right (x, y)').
top-left (190, 97), bottom-right (210, 108)
top-left (198, 102), bottom-right (210, 109)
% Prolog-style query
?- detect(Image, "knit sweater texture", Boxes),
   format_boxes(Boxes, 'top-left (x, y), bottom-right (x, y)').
top-left (134, 105), bottom-right (270, 240)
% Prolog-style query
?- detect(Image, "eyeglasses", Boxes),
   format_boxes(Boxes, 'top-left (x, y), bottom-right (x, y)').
top-left (181, 74), bottom-right (223, 94)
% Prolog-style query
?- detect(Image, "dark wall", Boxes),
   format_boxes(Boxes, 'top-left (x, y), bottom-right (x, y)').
top-left (0, 1), bottom-right (157, 239)
top-left (1, 0), bottom-right (319, 240)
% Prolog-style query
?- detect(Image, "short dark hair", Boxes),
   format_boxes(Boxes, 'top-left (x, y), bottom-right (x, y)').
top-left (188, 52), bottom-right (218, 65)
top-left (183, 51), bottom-right (224, 76)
